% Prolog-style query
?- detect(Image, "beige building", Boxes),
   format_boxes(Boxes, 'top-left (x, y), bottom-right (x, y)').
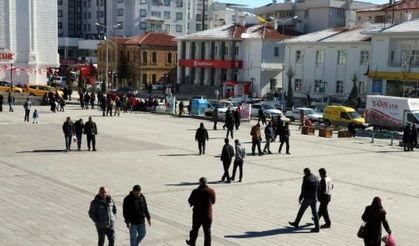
top-left (356, 0), bottom-right (419, 24)
top-left (97, 32), bottom-right (177, 89)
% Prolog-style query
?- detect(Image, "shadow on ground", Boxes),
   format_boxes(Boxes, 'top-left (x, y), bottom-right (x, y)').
top-left (224, 224), bottom-right (314, 238)
top-left (165, 180), bottom-right (225, 186)
top-left (159, 153), bottom-right (200, 157)
top-left (16, 149), bottom-right (67, 153)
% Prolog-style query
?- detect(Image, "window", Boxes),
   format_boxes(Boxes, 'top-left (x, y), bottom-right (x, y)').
top-left (390, 51), bottom-right (395, 64)
top-left (235, 46), bottom-right (239, 56)
top-left (140, 22), bottom-right (146, 30)
top-left (176, 25), bottom-right (182, 32)
top-left (225, 46), bottom-right (229, 56)
top-left (167, 53), bottom-right (172, 63)
top-left (118, 0), bottom-right (123, 2)
top-left (118, 8), bottom-right (124, 16)
top-left (164, 0), bottom-right (170, 6)
top-left (164, 11), bottom-right (170, 19)
top-left (410, 50), bottom-right (419, 66)
top-left (196, 14), bottom-right (202, 21)
top-left (88, 12), bottom-right (91, 19)
top-left (196, 24), bottom-right (202, 31)
top-left (359, 81), bottom-right (366, 95)
top-left (117, 22), bottom-right (123, 29)
top-left (151, 11), bottom-right (161, 18)
top-left (296, 50), bottom-right (304, 63)
top-left (100, 0), bottom-right (104, 6)
top-left (152, 52), bottom-right (157, 64)
top-left (314, 80), bottom-right (322, 92)
top-left (316, 50), bottom-right (324, 64)
top-left (87, 24), bottom-right (91, 31)
top-left (338, 50), bottom-right (347, 64)
top-left (58, 10), bottom-right (63, 17)
top-left (143, 51), bottom-right (147, 64)
top-left (176, 0), bottom-right (183, 7)
top-left (100, 11), bottom-right (104, 17)
top-left (340, 112), bottom-right (350, 120)
top-left (336, 80), bottom-right (344, 93)
top-left (274, 47), bottom-right (279, 57)
top-left (176, 12), bottom-right (183, 20)
top-left (152, 74), bottom-right (157, 83)
top-left (58, 0), bottom-right (62, 5)
top-left (140, 9), bottom-right (146, 17)
top-left (143, 74), bottom-right (147, 84)
top-left (58, 22), bottom-right (62, 29)
top-left (360, 51), bottom-right (369, 65)
top-left (295, 79), bottom-right (302, 91)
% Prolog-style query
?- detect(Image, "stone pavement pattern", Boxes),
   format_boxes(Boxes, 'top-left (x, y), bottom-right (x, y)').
top-left (0, 105), bottom-right (418, 245)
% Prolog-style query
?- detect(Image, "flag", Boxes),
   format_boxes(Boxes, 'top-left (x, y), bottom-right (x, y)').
top-left (257, 15), bottom-right (267, 24)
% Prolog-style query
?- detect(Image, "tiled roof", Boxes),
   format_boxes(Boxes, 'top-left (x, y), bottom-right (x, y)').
top-left (380, 18), bottom-right (419, 33)
top-left (124, 33), bottom-right (176, 46)
top-left (357, 0), bottom-right (419, 12)
top-left (109, 37), bottom-right (130, 44)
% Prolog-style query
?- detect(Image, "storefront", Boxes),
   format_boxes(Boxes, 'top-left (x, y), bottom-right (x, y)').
top-left (368, 71), bottom-right (419, 97)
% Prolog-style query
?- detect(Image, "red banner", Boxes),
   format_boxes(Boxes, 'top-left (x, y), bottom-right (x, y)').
top-left (179, 59), bottom-right (243, 69)
top-left (0, 52), bottom-right (14, 60)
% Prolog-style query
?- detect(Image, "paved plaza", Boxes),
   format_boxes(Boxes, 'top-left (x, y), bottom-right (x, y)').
top-left (0, 104), bottom-right (418, 245)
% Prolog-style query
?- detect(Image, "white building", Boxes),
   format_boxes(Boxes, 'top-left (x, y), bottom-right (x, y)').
top-left (283, 24), bottom-right (378, 103)
top-left (207, 2), bottom-right (254, 29)
top-left (177, 24), bottom-right (289, 97)
top-left (0, 0), bottom-right (59, 85)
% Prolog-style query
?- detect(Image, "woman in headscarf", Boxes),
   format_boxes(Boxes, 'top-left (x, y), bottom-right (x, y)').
top-left (361, 197), bottom-right (391, 246)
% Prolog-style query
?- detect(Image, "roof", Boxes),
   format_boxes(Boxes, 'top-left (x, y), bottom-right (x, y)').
top-left (177, 24), bottom-right (291, 41)
top-left (109, 37), bottom-right (130, 45)
top-left (285, 24), bottom-right (383, 44)
top-left (379, 18), bottom-right (419, 33)
top-left (357, 0), bottom-right (419, 12)
top-left (124, 32), bottom-right (176, 46)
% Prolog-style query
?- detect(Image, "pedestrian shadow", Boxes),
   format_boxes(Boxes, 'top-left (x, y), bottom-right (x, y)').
top-left (165, 180), bottom-right (224, 186)
top-left (159, 153), bottom-right (200, 157)
top-left (224, 224), bottom-right (314, 238)
top-left (16, 149), bottom-right (67, 153)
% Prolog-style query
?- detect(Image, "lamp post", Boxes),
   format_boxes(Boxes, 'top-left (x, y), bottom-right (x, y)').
top-left (10, 63), bottom-right (13, 90)
top-left (95, 23), bottom-right (121, 91)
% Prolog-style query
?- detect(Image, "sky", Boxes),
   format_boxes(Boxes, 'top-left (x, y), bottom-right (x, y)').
top-left (219, 0), bottom-right (391, 9)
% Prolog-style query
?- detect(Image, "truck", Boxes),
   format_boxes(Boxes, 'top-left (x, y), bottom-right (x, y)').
top-left (365, 95), bottom-right (419, 131)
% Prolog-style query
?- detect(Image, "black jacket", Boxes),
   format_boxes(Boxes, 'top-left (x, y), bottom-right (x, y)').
top-left (195, 127), bottom-right (209, 142)
top-left (62, 121), bottom-right (73, 136)
top-left (123, 192), bottom-right (151, 225)
top-left (73, 120), bottom-right (85, 134)
top-left (89, 195), bottom-right (117, 229)
top-left (362, 205), bottom-right (391, 243)
top-left (299, 173), bottom-right (319, 201)
top-left (221, 144), bottom-right (234, 162)
top-left (84, 121), bottom-right (97, 135)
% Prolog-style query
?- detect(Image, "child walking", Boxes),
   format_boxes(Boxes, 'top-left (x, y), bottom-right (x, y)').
top-left (32, 109), bottom-right (39, 124)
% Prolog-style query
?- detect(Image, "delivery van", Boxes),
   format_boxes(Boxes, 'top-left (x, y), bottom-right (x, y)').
top-left (365, 95), bottom-right (419, 131)
top-left (323, 105), bottom-right (365, 127)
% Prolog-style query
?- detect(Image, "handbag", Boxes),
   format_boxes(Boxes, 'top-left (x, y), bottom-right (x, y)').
top-left (357, 222), bottom-right (366, 238)
top-left (72, 136), bottom-right (77, 143)
top-left (382, 234), bottom-right (396, 246)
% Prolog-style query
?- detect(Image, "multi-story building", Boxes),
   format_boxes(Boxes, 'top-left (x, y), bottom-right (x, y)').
top-left (97, 32), bottom-right (177, 89)
top-left (0, 0), bottom-right (58, 84)
top-left (356, 0), bottom-right (419, 24)
top-left (207, 2), bottom-right (253, 29)
top-left (186, 0), bottom-right (213, 34)
top-left (177, 24), bottom-right (289, 97)
top-left (255, 0), bottom-right (375, 34)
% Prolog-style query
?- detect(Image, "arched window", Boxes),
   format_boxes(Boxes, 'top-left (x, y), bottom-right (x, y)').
top-left (126, 51), bottom-right (130, 62)
top-left (142, 51), bottom-right (147, 64)
top-left (152, 52), bottom-right (157, 64)
top-left (142, 74), bottom-right (147, 84)
top-left (152, 74), bottom-right (157, 83)
top-left (167, 52), bottom-right (172, 64)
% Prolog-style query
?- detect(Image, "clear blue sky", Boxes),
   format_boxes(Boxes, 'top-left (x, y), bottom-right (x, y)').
top-left (219, 0), bottom-right (390, 9)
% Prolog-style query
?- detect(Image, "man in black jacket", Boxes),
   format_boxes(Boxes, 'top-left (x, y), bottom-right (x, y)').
top-left (62, 116), bottom-right (73, 151)
top-left (89, 186), bottom-right (117, 246)
top-left (220, 138), bottom-right (234, 183)
top-left (289, 168), bottom-right (320, 232)
top-left (73, 119), bottom-right (84, 151)
top-left (123, 185), bottom-right (151, 246)
top-left (195, 122), bottom-right (209, 155)
top-left (84, 116), bottom-right (97, 151)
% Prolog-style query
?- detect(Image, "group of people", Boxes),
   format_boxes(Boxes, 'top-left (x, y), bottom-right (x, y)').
top-left (403, 123), bottom-right (418, 151)
top-left (79, 91), bottom-right (96, 110)
top-left (249, 118), bottom-right (291, 156)
top-left (62, 116), bottom-right (98, 151)
top-left (0, 92), bottom-right (15, 112)
top-left (42, 91), bottom-right (65, 112)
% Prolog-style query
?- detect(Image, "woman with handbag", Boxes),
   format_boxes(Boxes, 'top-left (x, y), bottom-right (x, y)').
top-left (361, 197), bottom-right (391, 246)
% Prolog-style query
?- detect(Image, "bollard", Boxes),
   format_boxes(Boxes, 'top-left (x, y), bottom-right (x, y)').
top-left (390, 131), bottom-right (394, 146)
top-left (371, 130), bottom-right (375, 143)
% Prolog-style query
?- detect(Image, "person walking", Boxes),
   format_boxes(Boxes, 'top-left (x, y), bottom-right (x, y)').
top-left (212, 108), bottom-right (218, 130)
top-left (289, 168), bottom-right (320, 233)
top-left (89, 186), bottom-right (117, 246)
top-left (220, 138), bottom-right (234, 183)
top-left (250, 123), bottom-right (263, 156)
top-left (233, 109), bottom-right (241, 130)
top-left (231, 139), bottom-right (245, 182)
top-left (263, 121), bottom-right (274, 154)
top-left (403, 124), bottom-right (411, 151)
top-left (114, 97), bottom-right (121, 117)
top-left (90, 92), bottom-right (96, 109)
top-left (274, 115), bottom-right (284, 141)
top-left (32, 109), bottom-right (39, 124)
top-left (279, 122), bottom-right (291, 154)
top-left (73, 118), bottom-right (85, 151)
top-left (179, 101), bottom-right (184, 116)
top-left (84, 93), bottom-right (91, 110)
top-left (257, 108), bottom-right (266, 125)
top-left (225, 107), bottom-right (235, 139)
top-left (123, 185), bottom-right (151, 246)
top-left (317, 168), bottom-right (333, 229)
top-left (186, 177), bottom-right (216, 246)
top-left (7, 92), bottom-right (14, 112)
top-left (23, 98), bottom-right (31, 122)
top-left (0, 93), bottom-right (3, 112)
top-left (84, 116), bottom-right (98, 151)
top-left (101, 96), bottom-right (107, 116)
top-left (62, 116), bottom-right (74, 152)
top-left (361, 197), bottom-right (391, 246)
top-left (410, 123), bottom-right (417, 151)
top-left (195, 122), bottom-right (209, 155)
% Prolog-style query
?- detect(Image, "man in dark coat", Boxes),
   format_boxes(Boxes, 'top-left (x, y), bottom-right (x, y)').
top-left (101, 96), bottom-right (107, 116)
top-left (225, 107), bottom-right (234, 139)
top-left (220, 138), bottom-right (234, 183)
top-left (263, 121), bottom-right (274, 154)
top-left (279, 122), bottom-right (291, 154)
top-left (317, 168), bottom-right (333, 229)
top-left (73, 118), bottom-right (85, 151)
top-left (195, 122), bottom-right (209, 155)
top-left (89, 186), bottom-right (117, 246)
top-left (212, 108), bottom-right (218, 130)
top-left (0, 93), bottom-right (3, 112)
top-left (233, 109), bottom-right (241, 130)
top-left (257, 108), bottom-right (266, 125)
top-left (7, 92), bottom-right (14, 112)
top-left (410, 123), bottom-right (417, 151)
top-left (123, 185), bottom-right (151, 246)
top-left (403, 124), bottom-right (411, 151)
top-left (84, 116), bottom-right (97, 151)
top-left (62, 116), bottom-right (74, 151)
top-left (289, 168), bottom-right (320, 232)
top-left (186, 177), bottom-right (216, 246)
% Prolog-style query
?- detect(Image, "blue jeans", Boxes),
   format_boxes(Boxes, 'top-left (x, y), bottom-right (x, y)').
top-left (76, 133), bottom-right (82, 149)
top-left (64, 134), bottom-right (72, 150)
top-left (129, 224), bottom-right (146, 246)
top-left (294, 197), bottom-right (319, 229)
top-left (97, 227), bottom-right (115, 246)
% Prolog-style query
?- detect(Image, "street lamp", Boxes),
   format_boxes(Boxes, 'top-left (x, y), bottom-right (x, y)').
top-left (10, 63), bottom-right (13, 90)
top-left (95, 22), bottom-right (121, 91)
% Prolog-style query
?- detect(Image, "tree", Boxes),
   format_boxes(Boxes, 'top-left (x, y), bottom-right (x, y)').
top-left (347, 73), bottom-right (359, 109)
top-left (117, 53), bottom-right (133, 87)
top-left (286, 67), bottom-right (295, 108)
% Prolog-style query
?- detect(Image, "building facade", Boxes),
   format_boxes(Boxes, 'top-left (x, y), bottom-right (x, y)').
top-left (356, 0), bottom-right (419, 24)
top-left (0, 0), bottom-right (59, 85)
top-left (97, 33), bottom-right (177, 89)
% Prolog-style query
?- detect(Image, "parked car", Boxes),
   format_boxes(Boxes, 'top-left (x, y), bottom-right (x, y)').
top-left (228, 95), bottom-right (254, 104)
top-left (0, 81), bottom-right (23, 93)
top-left (23, 84), bottom-right (64, 98)
top-left (311, 96), bottom-right (346, 111)
top-left (204, 100), bottom-right (238, 117)
top-left (285, 107), bottom-right (323, 122)
top-left (323, 105), bottom-right (365, 127)
top-left (251, 103), bottom-right (283, 119)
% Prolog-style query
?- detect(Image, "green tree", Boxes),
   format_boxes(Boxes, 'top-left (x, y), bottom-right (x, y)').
top-left (286, 67), bottom-right (295, 108)
top-left (117, 54), bottom-right (133, 87)
top-left (347, 73), bottom-right (359, 108)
